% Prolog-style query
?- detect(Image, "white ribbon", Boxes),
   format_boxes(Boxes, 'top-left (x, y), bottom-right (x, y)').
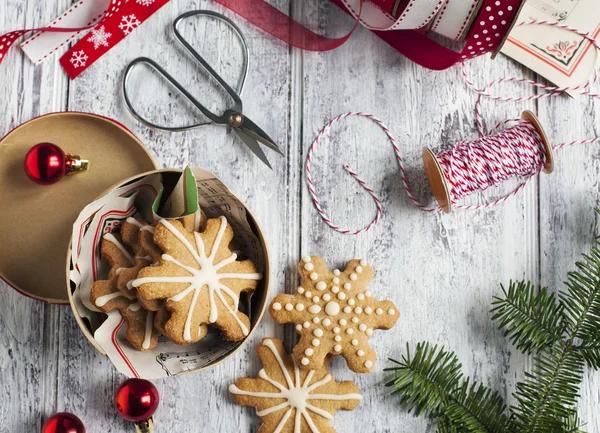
top-left (340, 0), bottom-right (482, 40)
top-left (20, 0), bottom-right (111, 65)
top-left (431, 0), bottom-right (482, 41)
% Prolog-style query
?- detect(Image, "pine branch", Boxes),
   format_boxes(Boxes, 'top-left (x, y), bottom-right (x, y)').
top-left (512, 341), bottom-right (585, 433)
top-left (435, 416), bottom-right (459, 433)
top-left (385, 343), bottom-right (512, 433)
top-left (575, 344), bottom-right (600, 369)
top-left (491, 281), bottom-right (565, 354)
top-left (561, 411), bottom-right (587, 433)
top-left (444, 379), bottom-right (513, 433)
top-left (385, 342), bottom-right (462, 416)
top-left (561, 247), bottom-right (600, 343)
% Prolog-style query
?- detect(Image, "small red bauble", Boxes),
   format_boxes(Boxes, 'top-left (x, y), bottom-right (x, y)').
top-left (42, 412), bottom-right (85, 433)
top-left (115, 379), bottom-right (159, 423)
top-left (24, 142), bottom-right (89, 185)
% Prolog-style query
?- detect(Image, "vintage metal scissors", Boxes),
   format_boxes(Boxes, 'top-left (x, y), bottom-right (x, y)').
top-left (122, 10), bottom-right (283, 169)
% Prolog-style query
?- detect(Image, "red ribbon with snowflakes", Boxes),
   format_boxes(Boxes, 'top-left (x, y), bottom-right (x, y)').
top-left (0, 0), bottom-right (169, 79)
top-left (60, 0), bottom-right (169, 78)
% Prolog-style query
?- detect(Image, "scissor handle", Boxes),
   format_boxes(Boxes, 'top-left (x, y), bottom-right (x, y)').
top-left (173, 10), bottom-right (250, 118)
top-left (123, 57), bottom-right (221, 132)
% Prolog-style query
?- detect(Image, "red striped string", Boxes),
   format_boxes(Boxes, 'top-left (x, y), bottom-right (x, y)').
top-left (306, 20), bottom-right (600, 234)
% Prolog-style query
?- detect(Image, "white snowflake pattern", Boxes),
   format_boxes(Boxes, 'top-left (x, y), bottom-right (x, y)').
top-left (88, 26), bottom-right (112, 50)
top-left (118, 14), bottom-right (141, 35)
top-left (70, 50), bottom-right (88, 69)
top-left (136, 0), bottom-right (156, 5)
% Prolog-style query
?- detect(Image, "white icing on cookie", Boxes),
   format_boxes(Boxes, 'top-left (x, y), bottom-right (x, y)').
top-left (95, 291), bottom-right (124, 307)
top-left (103, 233), bottom-right (135, 265)
top-left (140, 225), bottom-right (155, 233)
top-left (273, 303), bottom-right (282, 311)
top-left (132, 217), bottom-right (262, 341)
top-left (126, 217), bottom-right (144, 228)
top-left (194, 208), bottom-right (203, 232)
top-left (308, 305), bottom-right (321, 314)
top-left (325, 302), bottom-right (340, 316)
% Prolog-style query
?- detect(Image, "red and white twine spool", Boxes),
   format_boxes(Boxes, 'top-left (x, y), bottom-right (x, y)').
top-left (306, 20), bottom-right (600, 234)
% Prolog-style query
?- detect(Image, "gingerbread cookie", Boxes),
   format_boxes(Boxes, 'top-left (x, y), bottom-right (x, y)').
top-left (132, 216), bottom-right (262, 345)
top-left (229, 338), bottom-right (362, 433)
top-left (90, 233), bottom-right (159, 351)
top-left (270, 256), bottom-right (399, 373)
top-left (116, 217), bottom-right (156, 301)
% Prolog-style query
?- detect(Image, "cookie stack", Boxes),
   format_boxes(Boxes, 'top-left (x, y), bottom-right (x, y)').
top-left (91, 211), bottom-right (262, 351)
top-left (229, 256), bottom-right (400, 432)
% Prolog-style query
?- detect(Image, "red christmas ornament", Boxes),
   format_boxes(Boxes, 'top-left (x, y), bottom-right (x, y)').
top-left (42, 412), bottom-right (85, 433)
top-left (24, 142), bottom-right (89, 185)
top-left (115, 379), bottom-right (159, 432)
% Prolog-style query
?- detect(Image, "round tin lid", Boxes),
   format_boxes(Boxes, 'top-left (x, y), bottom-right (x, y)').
top-left (0, 112), bottom-right (158, 304)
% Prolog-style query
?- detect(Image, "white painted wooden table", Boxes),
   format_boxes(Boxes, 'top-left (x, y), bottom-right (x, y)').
top-left (1, 1), bottom-right (599, 432)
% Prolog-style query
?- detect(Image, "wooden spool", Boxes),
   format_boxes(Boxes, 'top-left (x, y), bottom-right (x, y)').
top-left (422, 110), bottom-right (554, 213)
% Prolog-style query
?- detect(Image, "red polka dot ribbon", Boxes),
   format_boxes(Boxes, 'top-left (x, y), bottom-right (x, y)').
top-left (0, 0), bottom-right (169, 80)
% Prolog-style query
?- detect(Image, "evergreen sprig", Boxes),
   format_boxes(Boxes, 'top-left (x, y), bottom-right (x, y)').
top-left (385, 212), bottom-right (600, 433)
top-left (385, 343), bottom-right (513, 433)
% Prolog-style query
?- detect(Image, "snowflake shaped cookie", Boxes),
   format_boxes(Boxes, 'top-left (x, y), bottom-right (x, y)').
top-left (230, 338), bottom-right (362, 433)
top-left (90, 233), bottom-right (158, 351)
top-left (133, 216), bottom-right (262, 345)
top-left (270, 256), bottom-right (399, 373)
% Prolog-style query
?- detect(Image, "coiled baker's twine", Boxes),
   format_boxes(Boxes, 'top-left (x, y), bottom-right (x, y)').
top-left (306, 20), bottom-right (600, 235)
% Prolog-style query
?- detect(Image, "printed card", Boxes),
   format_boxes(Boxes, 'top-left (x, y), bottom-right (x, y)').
top-left (501, 0), bottom-right (599, 91)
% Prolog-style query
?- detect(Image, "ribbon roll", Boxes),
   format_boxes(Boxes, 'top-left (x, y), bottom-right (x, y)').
top-left (215, 0), bottom-right (526, 70)
top-left (340, 0), bottom-right (447, 31)
top-left (430, 0), bottom-right (482, 41)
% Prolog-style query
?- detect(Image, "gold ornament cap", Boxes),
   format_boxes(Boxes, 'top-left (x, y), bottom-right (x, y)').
top-left (134, 417), bottom-right (154, 433)
top-left (65, 153), bottom-right (90, 175)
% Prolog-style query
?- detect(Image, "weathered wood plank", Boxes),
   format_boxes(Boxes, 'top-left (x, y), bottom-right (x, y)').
top-left (539, 82), bottom-right (600, 429)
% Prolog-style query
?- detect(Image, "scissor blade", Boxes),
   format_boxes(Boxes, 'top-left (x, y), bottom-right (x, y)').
top-left (239, 116), bottom-right (283, 155)
top-left (234, 128), bottom-right (273, 169)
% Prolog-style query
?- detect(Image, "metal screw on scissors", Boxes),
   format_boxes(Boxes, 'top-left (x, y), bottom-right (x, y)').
top-left (122, 10), bottom-right (283, 169)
